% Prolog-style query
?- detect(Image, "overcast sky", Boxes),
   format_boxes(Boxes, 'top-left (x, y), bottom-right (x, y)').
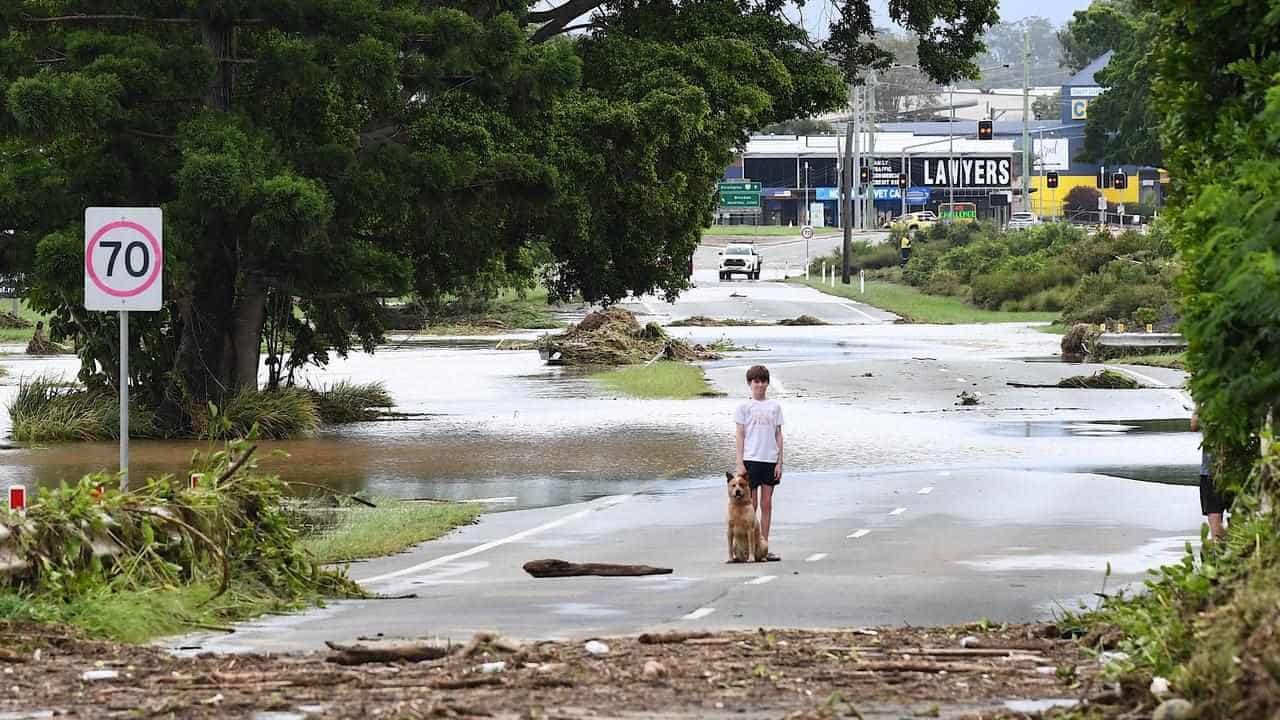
top-left (869, 0), bottom-right (1093, 28)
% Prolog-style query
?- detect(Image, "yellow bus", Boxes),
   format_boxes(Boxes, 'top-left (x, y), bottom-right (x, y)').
top-left (938, 202), bottom-right (978, 223)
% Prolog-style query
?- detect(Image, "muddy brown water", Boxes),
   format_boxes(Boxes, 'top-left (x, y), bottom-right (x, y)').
top-left (0, 330), bottom-right (1200, 510)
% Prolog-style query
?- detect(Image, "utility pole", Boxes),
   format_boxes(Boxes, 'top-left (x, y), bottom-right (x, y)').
top-left (852, 85), bottom-right (862, 233)
top-left (1021, 29), bottom-right (1031, 211)
top-left (841, 82), bottom-right (855, 284)
top-left (866, 71), bottom-right (877, 229)
top-left (947, 84), bottom-right (955, 209)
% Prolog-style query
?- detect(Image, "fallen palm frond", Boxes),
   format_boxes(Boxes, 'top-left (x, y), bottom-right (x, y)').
top-left (0, 439), bottom-right (362, 639)
top-left (537, 308), bottom-right (721, 366)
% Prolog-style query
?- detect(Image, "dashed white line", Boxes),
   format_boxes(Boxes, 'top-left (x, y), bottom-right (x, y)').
top-left (744, 575), bottom-right (777, 585)
top-left (359, 495), bottom-right (633, 585)
top-left (683, 607), bottom-right (717, 620)
top-left (847, 529), bottom-right (870, 539)
top-left (804, 553), bottom-right (828, 563)
top-left (837, 302), bottom-right (879, 322)
top-left (917, 487), bottom-right (934, 495)
top-left (888, 507), bottom-right (907, 516)
top-left (937, 471), bottom-right (952, 477)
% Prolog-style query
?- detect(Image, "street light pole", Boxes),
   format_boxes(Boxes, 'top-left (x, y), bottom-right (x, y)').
top-left (1021, 29), bottom-right (1031, 211)
top-left (841, 82), bottom-right (855, 284)
top-left (804, 161), bottom-right (810, 226)
top-left (948, 84), bottom-right (955, 209)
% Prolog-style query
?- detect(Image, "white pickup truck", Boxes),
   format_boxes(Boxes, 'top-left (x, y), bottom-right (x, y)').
top-left (718, 243), bottom-right (762, 280)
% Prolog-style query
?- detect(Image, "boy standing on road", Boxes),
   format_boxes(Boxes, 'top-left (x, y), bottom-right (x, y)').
top-left (735, 365), bottom-right (783, 561)
top-left (1191, 407), bottom-right (1232, 540)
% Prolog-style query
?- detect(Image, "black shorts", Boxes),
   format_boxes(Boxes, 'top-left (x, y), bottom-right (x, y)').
top-left (1200, 474), bottom-right (1234, 515)
top-left (744, 460), bottom-right (779, 490)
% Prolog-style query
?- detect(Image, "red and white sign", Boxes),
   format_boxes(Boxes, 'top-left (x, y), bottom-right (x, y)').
top-left (7, 485), bottom-right (25, 512)
top-left (84, 207), bottom-right (163, 311)
top-left (800, 225), bottom-right (814, 240)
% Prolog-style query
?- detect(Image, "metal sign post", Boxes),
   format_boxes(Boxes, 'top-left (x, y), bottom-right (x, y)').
top-left (84, 207), bottom-right (163, 491)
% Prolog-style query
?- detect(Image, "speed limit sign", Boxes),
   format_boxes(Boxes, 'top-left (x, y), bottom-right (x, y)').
top-left (801, 225), bottom-right (814, 240)
top-left (84, 207), bottom-right (162, 311)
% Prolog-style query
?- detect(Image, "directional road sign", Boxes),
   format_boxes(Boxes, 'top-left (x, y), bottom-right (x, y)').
top-left (718, 180), bottom-right (761, 208)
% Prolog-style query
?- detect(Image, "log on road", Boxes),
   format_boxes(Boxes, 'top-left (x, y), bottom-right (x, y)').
top-left (523, 559), bottom-right (672, 578)
top-left (325, 639), bottom-right (453, 665)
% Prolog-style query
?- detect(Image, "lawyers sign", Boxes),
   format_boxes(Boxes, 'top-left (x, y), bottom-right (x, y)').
top-left (917, 157), bottom-right (1012, 188)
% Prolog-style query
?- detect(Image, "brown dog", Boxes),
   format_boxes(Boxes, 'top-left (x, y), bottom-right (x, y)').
top-left (726, 470), bottom-right (768, 563)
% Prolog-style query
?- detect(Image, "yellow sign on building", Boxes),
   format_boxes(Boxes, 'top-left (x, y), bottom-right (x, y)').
top-left (1070, 99), bottom-right (1090, 119)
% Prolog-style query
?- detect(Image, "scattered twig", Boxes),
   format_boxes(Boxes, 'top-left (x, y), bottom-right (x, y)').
top-left (125, 508), bottom-right (230, 602)
top-left (325, 639), bottom-right (452, 665)
top-left (216, 444), bottom-right (259, 485)
top-left (638, 631), bottom-right (714, 645)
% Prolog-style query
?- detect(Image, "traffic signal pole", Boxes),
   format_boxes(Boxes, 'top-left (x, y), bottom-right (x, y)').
top-left (842, 83), bottom-right (854, 284)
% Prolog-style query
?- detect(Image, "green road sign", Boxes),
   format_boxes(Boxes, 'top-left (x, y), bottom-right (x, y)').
top-left (718, 180), bottom-right (761, 208)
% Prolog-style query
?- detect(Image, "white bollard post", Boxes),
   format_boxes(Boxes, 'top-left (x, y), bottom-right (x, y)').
top-left (860, 269), bottom-right (865, 294)
top-left (822, 262), bottom-right (828, 285)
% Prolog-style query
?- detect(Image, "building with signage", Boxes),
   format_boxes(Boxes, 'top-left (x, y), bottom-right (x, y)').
top-left (876, 51), bottom-right (1165, 220)
top-left (721, 133), bottom-right (1019, 227)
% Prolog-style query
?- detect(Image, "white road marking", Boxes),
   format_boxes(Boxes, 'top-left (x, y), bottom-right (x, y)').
top-left (1104, 365), bottom-right (1191, 407)
top-left (917, 486), bottom-right (934, 495)
top-left (469, 496), bottom-right (518, 504)
top-left (683, 607), bottom-right (717, 620)
top-left (837, 302), bottom-right (879, 322)
top-left (358, 495), bottom-right (634, 586)
top-left (744, 575), bottom-right (777, 585)
top-left (804, 553), bottom-right (828, 563)
top-left (847, 529), bottom-right (870, 539)
top-left (889, 507), bottom-right (907, 516)
top-left (938, 471), bottom-right (952, 477)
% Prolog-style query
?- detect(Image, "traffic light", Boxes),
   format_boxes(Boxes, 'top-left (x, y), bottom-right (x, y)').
top-left (1112, 172), bottom-right (1128, 189)
top-left (897, 173), bottom-right (908, 190)
top-left (1046, 171), bottom-right (1059, 189)
top-left (859, 166), bottom-right (871, 185)
top-left (977, 120), bottom-right (993, 140)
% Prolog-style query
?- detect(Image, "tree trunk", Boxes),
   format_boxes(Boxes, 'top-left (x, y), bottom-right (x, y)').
top-left (201, 21), bottom-right (233, 111)
top-left (231, 272), bottom-right (268, 392)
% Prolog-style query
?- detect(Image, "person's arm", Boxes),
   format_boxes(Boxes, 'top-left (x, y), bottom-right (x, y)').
top-left (735, 423), bottom-right (746, 474)
top-left (774, 425), bottom-right (784, 480)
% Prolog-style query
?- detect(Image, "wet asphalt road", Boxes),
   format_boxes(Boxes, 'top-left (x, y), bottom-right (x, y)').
top-left (0, 275), bottom-right (1205, 654)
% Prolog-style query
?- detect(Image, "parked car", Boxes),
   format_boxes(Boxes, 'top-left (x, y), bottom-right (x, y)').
top-left (1007, 211), bottom-right (1040, 230)
top-left (718, 243), bottom-right (762, 280)
top-left (884, 211), bottom-right (937, 232)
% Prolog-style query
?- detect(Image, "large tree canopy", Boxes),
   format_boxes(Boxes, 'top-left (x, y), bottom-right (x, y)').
top-left (1, 0), bottom-right (998, 433)
top-left (1063, 0), bottom-right (1161, 167)
top-left (1147, 0), bottom-right (1280, 492)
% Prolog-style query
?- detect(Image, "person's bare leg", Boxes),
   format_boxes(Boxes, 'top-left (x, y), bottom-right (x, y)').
top-left (759, 485), bottom-right (774, 542)
top-left (1208, 512), bottom-right (1226, 540)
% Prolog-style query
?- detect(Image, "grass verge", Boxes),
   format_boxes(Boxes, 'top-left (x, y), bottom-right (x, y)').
top-left (793, 278), bottom-right (1060, 324)
top-left (302, 499), bottom-right (482, 564)
top-left (1107, 352), bottom-right (1187, 370)
top-left (0, 300), bottom-right (50, 344)
top-left (423, 286), bottom-right (563, 333)
top-left (593, 362), bottom-right (717, 399)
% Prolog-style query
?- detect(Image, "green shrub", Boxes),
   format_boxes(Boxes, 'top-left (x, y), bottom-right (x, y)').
top-left (306, 380), bottom-right (393, 424)
top-left (8, 375), bottom-right (157, 442)
top-left (807, 241), bottom-right (899, 275)
top-left (218, 386), bottom-right (320, 439)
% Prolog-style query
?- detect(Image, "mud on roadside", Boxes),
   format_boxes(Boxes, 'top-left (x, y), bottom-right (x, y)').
top-left (0, 622), bottom-right (1098, 719)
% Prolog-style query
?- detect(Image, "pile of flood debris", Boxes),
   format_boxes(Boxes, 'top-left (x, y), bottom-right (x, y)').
top-left (0, 622), bottom-right (1108, 719)
top-left (537, 308), bottom-right (721, 365)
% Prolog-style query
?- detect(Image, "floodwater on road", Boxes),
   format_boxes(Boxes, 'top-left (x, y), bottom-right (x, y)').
top-left (0, 324), bottom-right (1200, 510)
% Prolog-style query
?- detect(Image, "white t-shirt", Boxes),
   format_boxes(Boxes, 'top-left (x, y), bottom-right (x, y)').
top-left (734, 399), bottom-right (784, 463)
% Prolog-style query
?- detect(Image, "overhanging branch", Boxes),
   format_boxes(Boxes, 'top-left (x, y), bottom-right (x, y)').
top-left (21, 13), bottom-right (264, 25)
top-left (527, 0), bottom-right (607, 42)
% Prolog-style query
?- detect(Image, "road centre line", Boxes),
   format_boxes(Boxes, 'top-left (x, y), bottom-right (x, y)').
top-left (847, 529), bottom-right (870, 539)
top-left (744, 575), bottom-right (777, 585)
top-left (358, 495), bottom-right (633, 586)
top-left (888, 507), bottom-right (907, 516)
top-left (804, 553), bottom-right (828, 563)
top-left (683, 607), bottom-right (717, 620)
top-left (917, 487), bottom-right (934, 495)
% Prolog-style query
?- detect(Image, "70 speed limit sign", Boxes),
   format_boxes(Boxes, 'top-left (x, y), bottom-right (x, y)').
top-left (84, 207), bottom-right (163, 311)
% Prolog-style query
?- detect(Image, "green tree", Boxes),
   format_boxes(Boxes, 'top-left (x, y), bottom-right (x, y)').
top-left (760, 118), bottom-right (835, 135)
top-left (1032, 90), bottom-right (1060, 120)
top-left (1057, 0), bottom-right (1132, 73)
top-left (1149, 0), bottom-right (1280, 492)
top-left (1075, 3), bottom-right (1160, 167)
top-left (1, 0), bottom-right (999, 434)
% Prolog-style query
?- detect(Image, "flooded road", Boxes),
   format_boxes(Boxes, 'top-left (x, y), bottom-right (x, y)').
top-left (0, 323), bottom-right (1198, 511)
